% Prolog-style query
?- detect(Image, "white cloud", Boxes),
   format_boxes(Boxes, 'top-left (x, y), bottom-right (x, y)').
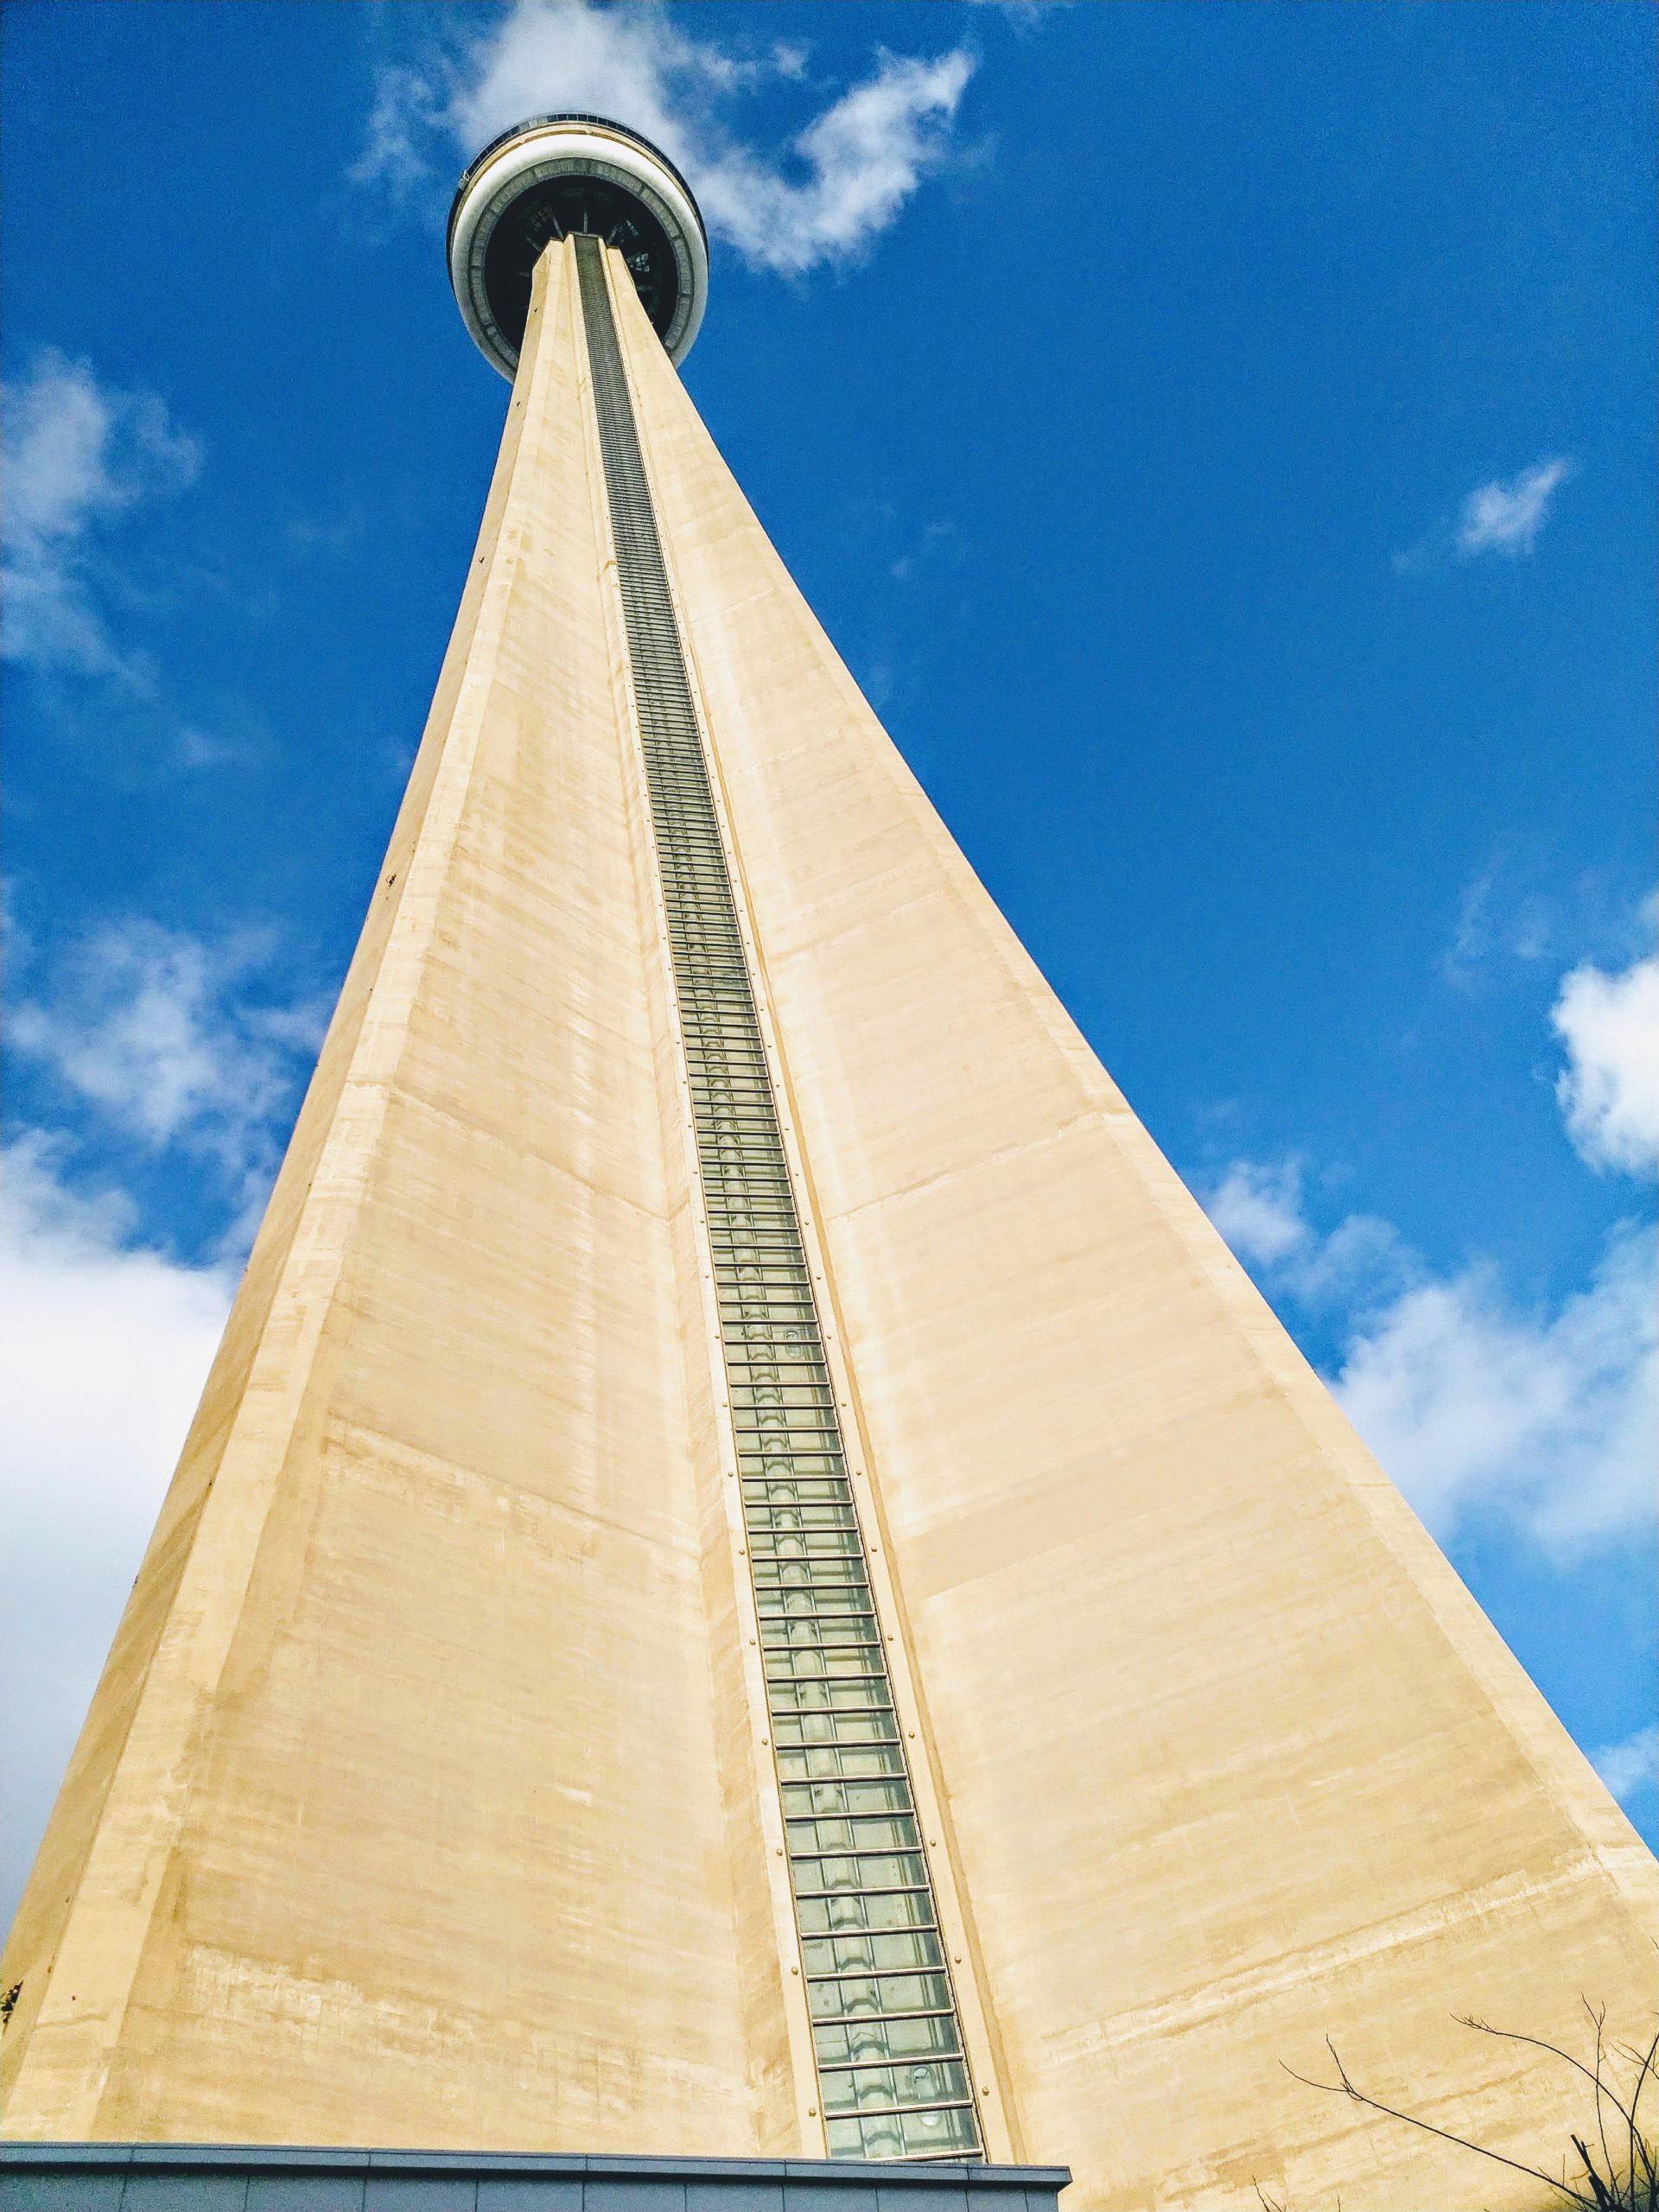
top-left (1440, 856), bottom-right (1554, 989)
top-left (445, 0), bottom-right (756, 159)
top-left (1456, 455), bottom-right (1573, 559)
top-left (1, 349), bottom-right (200, 678)
top-left (0, 1135), bottom-right (232, 1932)
top-left (1202, 1155), bottom-right (1409, 1308)
top-left (1202, 900), bottom-right (1659, 1559)
top-left (10, 919), bottom-right (327, 1230)
top-left (1553, 941), bottom-right (1659, 1175)
top-left (356, 0), bottom-right (976, 277)
top-left (1205, 1156), bottom-right (1308, 1267)
top-left (353, 62), bottom-right (448, 200)
top-left (1205, 1152), bottom-right (1656, 1558)
top-left (1592, 1723), bottom-right (1659, 1808)
top-left (963, 0), bottom-right (1071, 22)
top-left (696, 51), bottom-right (975, 276)
top-left (1333, 1222), bottom-right (1655, 1555)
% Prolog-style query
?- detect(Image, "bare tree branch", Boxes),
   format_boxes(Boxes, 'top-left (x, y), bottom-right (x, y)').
top-left (1281, 2038), bottom-right (1592, 2209)
top-left (1454, 2011), bottom-right (1624, 2118)
top-left (1279, 2010), bottom-right (1658, 2212)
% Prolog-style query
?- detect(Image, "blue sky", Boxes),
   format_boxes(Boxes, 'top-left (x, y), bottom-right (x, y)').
top-left (3, 0), bottom-right (1655, 1929)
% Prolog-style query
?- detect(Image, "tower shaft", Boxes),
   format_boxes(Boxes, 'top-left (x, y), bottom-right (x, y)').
top-left (3, 233), bottom-right (1655, 2209)
top-left (576, 236), bottom-right (981, 2160)
top-left (3, 238), bottom-right (791, 2156)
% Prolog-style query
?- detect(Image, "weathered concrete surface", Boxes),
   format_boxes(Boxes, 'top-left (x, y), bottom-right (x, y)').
top-left (611, 263), bottom-right (1659, 2209)
top-left (0, 242), bottom-right (800, 2158)
top-left (4, 239), bottom-right (1654, 2210)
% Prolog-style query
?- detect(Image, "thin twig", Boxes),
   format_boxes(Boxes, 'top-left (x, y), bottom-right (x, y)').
top-left (1592, 2004), bottom-right (1619, 2195)
top-left (1283, 2012), bottom-right (1659, 2212)
top-left (1281, 2041), bottom-right (1594, 2210)
top-left (1626, 2024), bottom-right (1659, 2205)
top-left (1456, 2013), bottom-right (1625, 2120)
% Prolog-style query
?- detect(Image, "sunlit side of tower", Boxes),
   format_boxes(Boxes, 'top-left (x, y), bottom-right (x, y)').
top-left (3, 116), bottom-right (1654, 2211)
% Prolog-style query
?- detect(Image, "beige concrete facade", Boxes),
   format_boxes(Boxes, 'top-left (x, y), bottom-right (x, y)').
top-left (3, 239), bottom-right (1655, 2206)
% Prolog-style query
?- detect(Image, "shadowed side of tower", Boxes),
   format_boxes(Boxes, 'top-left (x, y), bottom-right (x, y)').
top-left (3, 111), bottom-right (1656, 2212)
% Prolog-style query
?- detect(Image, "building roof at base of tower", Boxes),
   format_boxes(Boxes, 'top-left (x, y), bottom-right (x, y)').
top-left (449, 113), bottom-right (709, 378)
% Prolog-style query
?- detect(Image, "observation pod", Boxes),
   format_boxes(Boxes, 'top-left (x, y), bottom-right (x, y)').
top-left (448, 111), bottom-right (709, 374)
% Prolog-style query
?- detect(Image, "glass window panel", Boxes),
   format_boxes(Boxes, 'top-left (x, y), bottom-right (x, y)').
top-left (804, 1971), bottom-right (957, 2021)
top-left (823, 2107), bottom-right (978, 2158)
top-left (728, 1366), bottom-right (831, 1385)
top-left (747, 1499), bottom-right (855, 1520)
top-left (756, 1595), bottom-right (873, 1623)
top-left (795, 1891), bottom-right (937, 1938)
top-left (753, 1580), bottom-right (868, 1607)
top-left (750, 1533), bottom-right (863, 1558)
top-left (790, 1851), bottom-right (925, 1896)
top-left (734, 1421), bottom-right (842, 1448)
top-left (755, 1585), bottom-right (869, 1611)
top-left (738, 1456), bottom-right (845, 1480)
top-left (728, 1389), bottom-right (838, 1414)
top-left (775, 1647), bottom-right (887, 1677)
top-left (812, 2014), bottom-right (963, 2069)
top-left (772, 1682), bottom-right (893, 1715)
top-left (802, 1928), bottom-right (944, 1977)
top-left (766, 1651), bottom-right (887, 1685)
top-left (780, 1778), bottom-right (913, 1818)
top-left (894, 2105), bottom-right (979, 2155)
top-left (747, 1506), bottom-right (858, 1533)
top-left (823, 2115), bottom-right (906, 2161)
top-left (762, 1622), bottom-right (880, 1656)
top-left (785, 1813), bottom-right (919, 1853)
top-left (818, 2059), bottom-right (971, 2115)
top-left (770, 1709), bottom-right (899, 1748)
top-left (775, 1746), bottom-right (906, 1783)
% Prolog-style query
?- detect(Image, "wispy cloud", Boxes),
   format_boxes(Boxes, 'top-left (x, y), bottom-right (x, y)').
top-left (1, 349), bottom-right (200, 681)
top-left (1333, 1221), bottom-right (1654, 1556)
top-left (1205, 1149), bottom-right (1655, 1559)
top-left (354, 0), bottom-right (976, 278)
top-left (1199, 905), bottom-right (1659, 1560)
top-left (698, 50), bottom-right (974, 276)
top-left (1204, 1156), bottom-right (1410, 1307)
top-left (1552, 924), bottom-right (1659, 1177)
top-left (889, 517), bottom-right (966, 584)
top-left (10, 919), bottom-right (328, 1243)
top-left (1456, 455), bottom-right (1574, 559)
top-left (1203, 1155), bottom-right (1308, 1268)
top-left (963, 0), bottom-right (1069, 15)
top-left (1395, 453), bottom-right (1575, 575)
top-left (1440, 855), bottom-right (1554, 990)
top-left (0, 1135), bottom-right (233, 1932)
top-left (1592, 1722), bottom-right (1659, 1809)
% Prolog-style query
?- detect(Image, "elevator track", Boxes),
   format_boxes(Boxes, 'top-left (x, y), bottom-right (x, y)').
top-left (575, 233), bottom-right (982, 2162)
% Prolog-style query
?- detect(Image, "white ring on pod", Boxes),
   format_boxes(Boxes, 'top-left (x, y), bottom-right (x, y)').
top-left (448, 118), bottom-right (709, 375)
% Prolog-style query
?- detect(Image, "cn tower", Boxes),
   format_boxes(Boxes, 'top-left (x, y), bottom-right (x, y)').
top-left (3, 114), bottom-right (1652, 2212)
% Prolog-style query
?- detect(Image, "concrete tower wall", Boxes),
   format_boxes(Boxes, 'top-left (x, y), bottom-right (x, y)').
top-left (1, 244), bottom-right (801, 2158)
top-left (604, 270), bottom-right (1659, 2205)
top-left (3, 232), bottom-right (1654, 2210)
